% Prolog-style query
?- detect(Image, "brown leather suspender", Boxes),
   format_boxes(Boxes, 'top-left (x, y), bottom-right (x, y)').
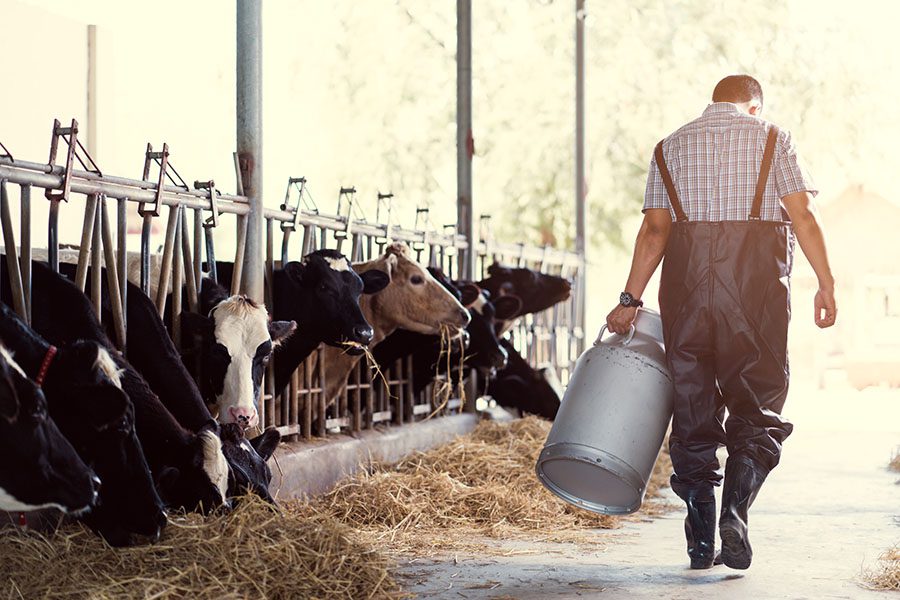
top-left (654, 140), bottom-right (688, 223)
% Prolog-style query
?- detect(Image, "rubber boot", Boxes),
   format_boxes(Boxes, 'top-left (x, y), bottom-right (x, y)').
top-left (684, 491), bottom-right (717, 569)
top-left (719, 456), bottom-right (767, 570)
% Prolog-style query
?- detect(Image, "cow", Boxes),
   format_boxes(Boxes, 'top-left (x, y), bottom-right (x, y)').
top-left (0, 300), bottom-right (165, 546)
top-left (476, 263), bottom-right (571, 333)
top-left (485, 338), bottom-right (561, 420)
top-left (373, 272), bottom-right (523, 394)
top-left (3, 261), bottom-right (230, 516)
top-left (178, 280), bottom-right (295, 429)
top-left (213, 248), bottom-right (389, 394)
top-left (219, 423), bottom-right (280, 504)
top-left (318, 243), bottom-right (471, 406)
top-left (0, 342), bottom-right (98, 516)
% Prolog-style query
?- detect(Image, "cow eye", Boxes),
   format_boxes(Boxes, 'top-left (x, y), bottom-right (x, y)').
top-left (410, 275), bottom-right (424, 285)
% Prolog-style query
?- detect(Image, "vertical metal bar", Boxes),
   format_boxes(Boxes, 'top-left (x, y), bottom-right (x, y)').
top-left (87, 24), bottom-right (98, 156)
top-left (140, 213), bottom-right (153, 296)
top-left (303, 359), bottom-right (312, 439)
top-left (48, 200), bottom-right (60, 273)
top-left (101, 197), bottom-right (126, 348)
top-left (231, 215), bottom-right (247, 296)
top-left (316, 350), bottom-right (326, 437)
top-left (205, 225), bottom-right (218, 284)
top-left (154, 205), bottom-right (179, 317)
top-left (575, 0), bottom-right (587, 354)
top-left (192, 208), bottom-right (202, 291)
top-left (180, 212), bottom-right (198, 313)
top-left (290, 368), bottom-right (300, 435)
top-left (20, 184), bottom-right (31, 324)
top-left (172, 207), bottom-right (184, 349)
top-left (90, 197), bottom-right (102, 319)
top-left (265, 218), bottom-right (274, 309)
top-left (236, 0), bottom-right (264, 303)
top-left (280, 229), bottom-right (291, 266)
top-left (117, 198), bottom-right (127, 344)
top-left (0, 180), bottom-right (27, 321)
top-left (75, 194), bottom-right (100, 292)
top-left (456, 0), bottom-right (475, 282)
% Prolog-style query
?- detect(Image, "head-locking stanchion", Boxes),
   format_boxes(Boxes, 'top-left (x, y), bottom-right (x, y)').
top-left (194, 180), bottom-right (220, 285)
top-left (333, 186), bottom-right (359, 254)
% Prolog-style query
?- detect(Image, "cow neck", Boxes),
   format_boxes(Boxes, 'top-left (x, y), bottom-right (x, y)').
top-left (270, 269), bottom-right (323, 391)
top-left (0, 303), bottom-right (54, 385)
top-left (360, 292), bottom-right (394, 345)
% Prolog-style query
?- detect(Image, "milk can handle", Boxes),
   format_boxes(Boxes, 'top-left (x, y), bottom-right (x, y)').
top-left (595, 324), bottom-right (636, 346)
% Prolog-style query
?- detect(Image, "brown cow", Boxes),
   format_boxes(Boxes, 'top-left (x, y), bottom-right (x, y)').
top-left (318, 243), bottom-right (470, 405)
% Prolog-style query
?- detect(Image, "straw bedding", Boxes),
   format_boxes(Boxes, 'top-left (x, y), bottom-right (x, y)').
top-left (864, 546), bottom-right (900, 590)
top-left (301, 416), bottom-right (674, 554)
top-left (0, 496), bottom-right (403, 600)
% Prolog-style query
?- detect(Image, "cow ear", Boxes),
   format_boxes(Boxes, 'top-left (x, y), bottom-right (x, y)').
top-left (493, 295), bottom-right (523, 320)
top-left (199, 418), bottom-right (220, 436)
top-left (283, 261), bottom-right (306, 285)
top-left (268, 320), bottom-right (296, 346)
top-left (360, 269), bottom-right (390, 294)
top-left (87, 387), bottom-right (128, 431)
top-left (486, 262), bottom-right (507, 277)
top-left (250, 427), bottom-right (281, 461)
top-left (181, 312), bottom-right (214, 339)
top-left (459, 284), bottom-right (481, 308)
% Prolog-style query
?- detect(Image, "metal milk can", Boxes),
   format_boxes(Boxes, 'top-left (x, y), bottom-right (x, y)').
top-left (535, 307), bottom-right (673, 515)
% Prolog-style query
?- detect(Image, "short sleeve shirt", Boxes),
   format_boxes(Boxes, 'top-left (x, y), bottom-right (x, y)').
top-left (643, 103), bottom-right (817, 222)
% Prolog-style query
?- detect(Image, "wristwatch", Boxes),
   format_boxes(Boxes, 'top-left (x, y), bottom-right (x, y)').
top-left (619, 291), bottom-right (643, 308)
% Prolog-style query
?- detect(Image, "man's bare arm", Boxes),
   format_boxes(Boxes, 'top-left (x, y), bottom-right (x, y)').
top-left (782, 191), bottom-right (837, 328)
top-left (606, 209), bottom-right (672, 334)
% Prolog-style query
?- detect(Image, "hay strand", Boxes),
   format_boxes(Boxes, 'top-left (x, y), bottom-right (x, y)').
top-left (864, 546), bottom-right (900, 590)
top-left (0, 495), bottom-right (403, 600)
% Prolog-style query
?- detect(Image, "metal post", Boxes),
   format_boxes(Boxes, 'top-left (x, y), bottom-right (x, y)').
top-left (87, 25), bottom-right (98, 157)
top-left (236, 0), bottom-right (264, 303)
top-left (456, 0), bottom-right (475, 282)
top-left (575, 0), bottom-right (587, 352)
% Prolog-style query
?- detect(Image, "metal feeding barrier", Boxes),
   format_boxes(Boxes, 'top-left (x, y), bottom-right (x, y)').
top-left (0, 119), bottom-right (583, 441)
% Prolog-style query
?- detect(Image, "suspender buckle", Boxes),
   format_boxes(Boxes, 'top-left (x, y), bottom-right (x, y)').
top-left (748, 215), bottom-right (761, 221)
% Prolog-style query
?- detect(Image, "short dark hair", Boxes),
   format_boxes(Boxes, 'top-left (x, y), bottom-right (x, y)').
top-left (712, 75), bottom-right (763, 108)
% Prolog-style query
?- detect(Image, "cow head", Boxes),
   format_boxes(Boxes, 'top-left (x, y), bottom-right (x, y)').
top-left (220, 423), bottom-right (280, 504)
top-left (280, 250), bottom-right (388, 354)
top-left (459, 288), bottom-right (522, 375)
top-left (156, 423), bottom-right (230, 515)
top-left (360, 243), bottom-right (470, 337)
top-left (0, 344), bottom-right (99, 515)
top-left (479, 263), bottom-right (571, 319)
top-left (183, 289), bottom-right (296, 429)
top-left (45, 341), bottom-right (167, 546)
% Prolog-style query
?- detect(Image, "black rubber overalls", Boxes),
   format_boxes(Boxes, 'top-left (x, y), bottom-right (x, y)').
top-left (655, 127), bottom-right (795, 501)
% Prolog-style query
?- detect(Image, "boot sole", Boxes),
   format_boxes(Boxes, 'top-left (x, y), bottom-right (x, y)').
top-left (720, 524), bottom-right (752, 570)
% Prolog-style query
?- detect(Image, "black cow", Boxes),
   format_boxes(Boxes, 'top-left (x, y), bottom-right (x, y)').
top-left (0, 342), bottom-right (98, 515)
top-left (485, 339), bottom-right (561, 420)
top-left (219, 423), bottom-right (280, 504)
top-left (3, 261), bottom-right (230, 516)
top-left (477, 263), bottom-right (571, 323)
top-left (0, 301), bottom-right (165, 546)
top-left (214, 249), bottom-right (389, 393)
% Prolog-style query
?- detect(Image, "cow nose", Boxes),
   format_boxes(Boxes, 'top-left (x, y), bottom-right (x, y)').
top-left (228, 406), bottom-right (258, 430)
top-left (353, 326), bottom-right (374, 345)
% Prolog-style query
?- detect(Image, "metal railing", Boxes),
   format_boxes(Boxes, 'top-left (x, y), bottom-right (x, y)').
top-left (0, 120), bottom-right (584, 442)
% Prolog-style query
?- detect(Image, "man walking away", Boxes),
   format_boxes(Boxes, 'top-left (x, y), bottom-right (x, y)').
top-left (606, 75), bottom-right (836, 570)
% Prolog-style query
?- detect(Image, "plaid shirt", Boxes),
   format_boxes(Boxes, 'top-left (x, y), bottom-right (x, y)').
top-left (643, 103), bottom-right (817, 222)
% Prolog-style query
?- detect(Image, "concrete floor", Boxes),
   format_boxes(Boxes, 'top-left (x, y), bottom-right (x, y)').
top-left (397, 382), bottom-right (900, 599)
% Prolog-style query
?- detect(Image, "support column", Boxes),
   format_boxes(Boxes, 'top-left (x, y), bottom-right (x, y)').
top-left (236, 0), bottom-right (264, 302)
top-left (575, 0), bottom-right (587, 351)
top-left (456, 0), bottom-right (475, 282)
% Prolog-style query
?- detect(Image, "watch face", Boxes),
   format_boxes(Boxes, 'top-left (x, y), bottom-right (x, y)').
top-left (620, 292), bottom-right (633, 306)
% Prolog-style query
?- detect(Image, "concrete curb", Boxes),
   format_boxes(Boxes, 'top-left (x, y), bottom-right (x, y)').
top-left (270, 413), bottom-right (481, 499)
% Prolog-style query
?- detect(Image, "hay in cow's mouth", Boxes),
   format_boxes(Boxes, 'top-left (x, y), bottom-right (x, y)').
top-left (864, 546), bottom-right (900, 590)
top-left (0, 495), bottom-right (403, 600)
top-left (340, 341), bottom-right (392, 399)
top-left (426, 324), bottom-right (467, 418)
top-left (302, 416), bottom-right (675, 556)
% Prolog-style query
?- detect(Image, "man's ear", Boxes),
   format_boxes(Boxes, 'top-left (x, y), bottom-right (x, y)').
top-left (360, 270), bottom-right (390, 295)
top-left (268, 320), bottom-right (296, 345)
top-left (250, 427), bottom-right (281, 461)
top-left (493, 295), bottom-right (523, 321)
top-left (181, 312), bottom-right (214, 339)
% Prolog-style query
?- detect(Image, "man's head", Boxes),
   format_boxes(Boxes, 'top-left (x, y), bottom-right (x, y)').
top-left (712, 75), bottom-right (763, 115)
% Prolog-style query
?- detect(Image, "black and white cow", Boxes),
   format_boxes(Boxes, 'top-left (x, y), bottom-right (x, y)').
top-left (214, 249), bottom-right (389, 393)
top-left (0, 342), bottom-right (98, 515)
top-left (0, 300), bottom-right (165, 546)
top-left (219, 423), bottom-right (280, 504)
top-left (4, 261), bottom-right (230, 516)
top-left (179, 281), bottom-right (295, 429)
top-left (485, 338), bottom-right (561, 420)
